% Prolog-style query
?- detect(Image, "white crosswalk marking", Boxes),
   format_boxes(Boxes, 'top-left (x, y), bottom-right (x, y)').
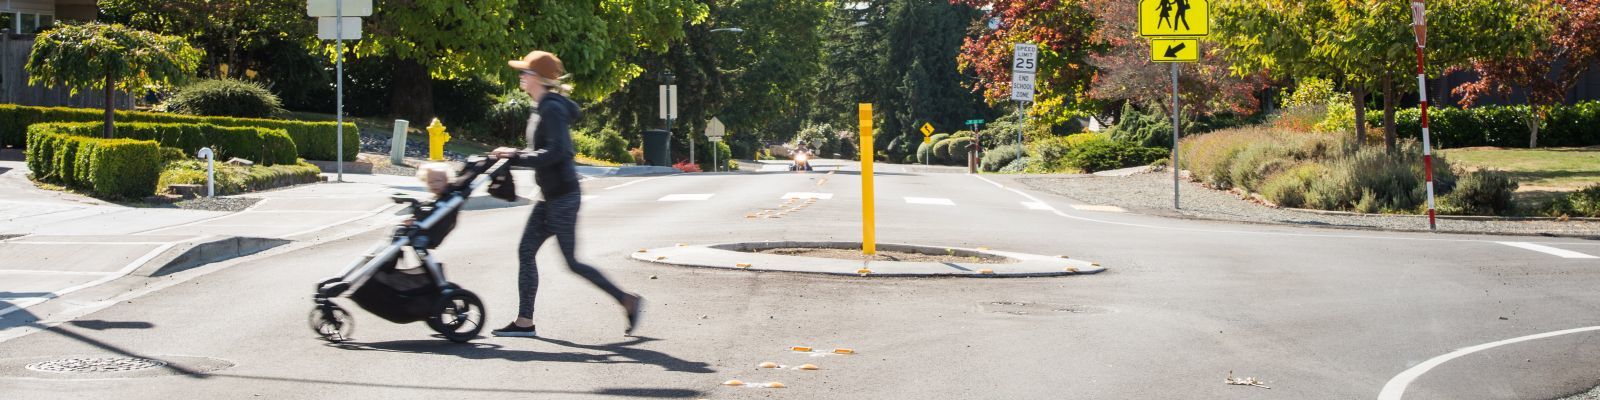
top-left (905, 197), bottom-right (956, 206)
top-left (1070, 204), bottom-right (1127, 213)
top-left (760, 164), bottom-right (791, 172)
top-left (783, 192), bottom-right (834, 200)
top-left (658, 194), bottom-right (715, 202)
top-left (1498, 242), bottom-right (1600, 259)
top-left (1021, 201), bottom-right (1053, 210)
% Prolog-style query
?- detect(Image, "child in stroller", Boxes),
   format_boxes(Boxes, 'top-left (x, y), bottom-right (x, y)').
top-left (310, 157), bottom-right (515, 343)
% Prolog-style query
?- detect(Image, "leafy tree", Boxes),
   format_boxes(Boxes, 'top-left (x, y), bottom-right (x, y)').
top-left (26, 23), bottom-right (202, 138)
top-left (706, 0), bottom-right (832, 146)
top-left (951, 0), bottom-right (1107, 126)
top-left (1086, 0), bottom-right (1267, 118)
top-left (99, 0), bottom-right (308, 79)
top-left (1213, 0), bottom-right (1550, 151)
top-left (1454, 0), bottom-right (1599, 148)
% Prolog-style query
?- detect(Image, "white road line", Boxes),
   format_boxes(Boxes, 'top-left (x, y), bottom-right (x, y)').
top-left (783, 192), bottom-right (834, 200)
top-left (1070, 204), bottom-right (1128, 213)
top-left (582, 195), bottom-right (598, 201)
top-left (1497, 242), bottom-right (1599, 259)
top-left (658, 194), bottom-right (715, 202)
top-left (0, 269), bottom-right (114, 276)
top-left (604, 174), bottom-right (684, 190)
top-left (969, 175), bottom-right (1596, 246)
top-left (760, 165), bottom-right (791, 172)
top-left (905, 197), bottom-right (956, 206)
top-left (0, 243), bottom-right (175, 318)
top-left (276, 209), bottom-right (397, 239)
top-left (1378, 325), bottom-right (1600, 400)
top-left (1022, 201), bottom-right (1054, 211)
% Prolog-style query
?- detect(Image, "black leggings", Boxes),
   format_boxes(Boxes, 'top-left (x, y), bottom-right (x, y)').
top-left (516, 192), bottom-right (627, 319)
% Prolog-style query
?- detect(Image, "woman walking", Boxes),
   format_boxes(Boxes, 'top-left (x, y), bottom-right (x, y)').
top-left (489, 50), bottom-right (642, 337)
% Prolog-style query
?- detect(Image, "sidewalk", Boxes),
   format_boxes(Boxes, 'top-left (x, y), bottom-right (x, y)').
top-left (0, 155), bottom-right (433, 322)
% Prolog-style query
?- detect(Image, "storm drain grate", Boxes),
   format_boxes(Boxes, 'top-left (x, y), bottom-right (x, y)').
top-left (26, 357), bottom-right (168, 373)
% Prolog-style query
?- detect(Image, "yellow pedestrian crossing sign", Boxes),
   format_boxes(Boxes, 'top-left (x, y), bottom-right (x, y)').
top-left (1150, 39), bottom-right (1199, 63)
top-left (1139, 0), bottom-right (1208, 37)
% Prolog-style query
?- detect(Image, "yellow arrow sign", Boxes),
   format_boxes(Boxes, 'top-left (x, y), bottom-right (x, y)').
top-left (920, 122), bottom-right (934, 136)
top-left (1139, 0), bottom-right (1208, 37)
top-left (1150, 39), bottom-right (1200, 63)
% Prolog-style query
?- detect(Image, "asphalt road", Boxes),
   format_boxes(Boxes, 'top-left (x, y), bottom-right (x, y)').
top-left (3, 166), bottom-right (1599, 400)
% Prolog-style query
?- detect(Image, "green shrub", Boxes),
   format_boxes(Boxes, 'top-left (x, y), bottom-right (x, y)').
top-left (945, 137), bottom-right (974, 165)
top-left (1108, 101), bottom-right (1175, 148)
top-left (933, 138), bottom-right (956, 164)
top-left (158, 159), bottom-right (321, 196)
top-left (1000, 156), bottom-right (1036, 173)
top-left (165, 79), bottom-right (286, 118)
top-left (485, 98), bottom-right (534, 146)
top-left (1380, 101), bottom-right (1600, 148)
top-left (1548, 184), bottom-right (1600, 217)
top-left (981, 144), bottom-right (1024, 172)
top-left (26, 126), bottom-right (161, 198)
top-left (1439, 169), bottom-right (1518, 216)
top-left (927, 133), bottom-right (951, 148)
top-left (1260, 163), bottom-right (1326, 208)
top-left (1281, 77), bottom-right (1338, 109)
top-left (1027, 135), bottom-right (1079, 172)
top-left (433, 76), bottom-right (499, 135)
top-left (159, 146), bottom-right (187, 162)
top-left (1066, 138), bottom-right (1169, 173)
top-left (916, 141), bottom-right (933, 164)
top-left (0, 104), bottom-right (353, 161)
top-left (33, 122), bottom-right (296, 166)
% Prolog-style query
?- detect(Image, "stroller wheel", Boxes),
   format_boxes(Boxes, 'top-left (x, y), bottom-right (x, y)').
top-left (309, 304), bottom-right (355, 342)
top-left (428, 290), bottom-right (485, 343)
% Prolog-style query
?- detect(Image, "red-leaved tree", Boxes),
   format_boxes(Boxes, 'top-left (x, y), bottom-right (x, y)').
top-left (950, 0), bottom-right (1106, 125)
top-left (1086, 0), bottom-right (1267, 118)
top-left (1453, 0), bottom-right (1599, 148)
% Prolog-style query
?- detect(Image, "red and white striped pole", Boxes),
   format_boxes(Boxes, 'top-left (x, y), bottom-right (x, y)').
top-left (1411, 0), bottom-right (1437, 231)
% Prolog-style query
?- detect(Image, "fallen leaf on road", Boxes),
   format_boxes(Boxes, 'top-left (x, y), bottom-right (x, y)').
top-left (1226, 371), bottom-right (1270, 389)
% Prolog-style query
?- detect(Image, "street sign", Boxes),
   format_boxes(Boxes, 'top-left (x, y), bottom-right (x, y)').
top-left (1138, 0), bottom-right (1208, 37)
top-left (1012, 43), bottom-right (1038, 74)
top-left (316, 17), bottom-right (361, 40)
top-left (706, 117), bottom-right (726, 139)
top-left (1011, 72), bottom-right (1036, 102)
top-left (919, 122), bottom-right (934, 136)
top-left (1150, 38), bottom-right (1200, 63)
top-left (307, 0), bottom-right (372, 17)
top-left (965, 119), bottom-right (984, 125)
top-left (659, 85), bottom-right (678, 121)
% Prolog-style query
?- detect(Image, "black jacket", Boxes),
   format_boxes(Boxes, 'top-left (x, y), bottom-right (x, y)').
top-left (513, 93), bottom-right (582, 199)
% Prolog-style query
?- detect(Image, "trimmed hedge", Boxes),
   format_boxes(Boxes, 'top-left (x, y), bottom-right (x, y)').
top-left (159, 159), bottom-right (322, 196)
top-left (26, 126), bottom-right (162, 198)
top-left (34, 122), bottom-right (296, 166)
top-left (1375, 102), bottom-right (1600, 148)
top-left (0, 104), bottom-right (355, 160)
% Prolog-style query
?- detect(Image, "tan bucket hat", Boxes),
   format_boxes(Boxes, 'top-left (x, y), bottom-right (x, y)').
top-left (508, 50), bottom-right (569, 84)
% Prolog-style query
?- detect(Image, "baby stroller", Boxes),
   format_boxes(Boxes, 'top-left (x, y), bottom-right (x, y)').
top-left (310, 157), bottom-right (513, 343)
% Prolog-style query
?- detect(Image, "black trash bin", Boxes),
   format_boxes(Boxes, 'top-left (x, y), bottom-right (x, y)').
top-left (642, 129), bottom-right (670, 166)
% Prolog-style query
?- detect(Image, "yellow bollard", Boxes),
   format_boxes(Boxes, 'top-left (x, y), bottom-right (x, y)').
top-left (427, 118), bottom-right (450, 161)
top-left (859, 104), bottom-right (875, 256)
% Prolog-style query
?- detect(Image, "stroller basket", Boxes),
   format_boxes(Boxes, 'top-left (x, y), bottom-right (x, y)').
top-left (348, 257), bottom-right (441, 324)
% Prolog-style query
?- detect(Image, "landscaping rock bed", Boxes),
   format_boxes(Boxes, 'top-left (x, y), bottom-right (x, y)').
top-left (1019, 171), bottom-right (1600, 237)
top-left (173, 197), bottom-right (261, 212)
top-left (360, 132), bottom-right (467, 162)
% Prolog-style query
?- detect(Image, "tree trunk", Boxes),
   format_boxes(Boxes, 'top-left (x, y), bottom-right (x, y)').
top-left (390, 58), bottom-right (435, 124)
top-left (103, 73), bottom-right (115, 138)
top-left (1382, 73), bottom-right (1397, 153)
top-left (1352, 86), bottom-right (1368, 145)
top-left (1528, 106), bottom-right (1541, 148)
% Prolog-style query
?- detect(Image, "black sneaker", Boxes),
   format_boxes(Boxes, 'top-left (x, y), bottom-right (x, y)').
top-left (491, 322), bottom-right (537, 337)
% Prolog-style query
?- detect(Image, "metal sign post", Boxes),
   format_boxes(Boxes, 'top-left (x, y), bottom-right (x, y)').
top-left (1411, 0), bottom-right (1437, 231)
top-left (659, 79), bottom-right (679, 165)
top-left (705, 117), bottom-right (725, 172)
top-left (309, 0), bottom-right (370, 183)
top-left (1139, 0), bottom-right (1207, 210)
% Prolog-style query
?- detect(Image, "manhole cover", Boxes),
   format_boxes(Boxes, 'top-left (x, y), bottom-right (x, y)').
top-left (981, 301), bottom-right (1108, 316)
top-left (26, 357), bottom-right (168, 373)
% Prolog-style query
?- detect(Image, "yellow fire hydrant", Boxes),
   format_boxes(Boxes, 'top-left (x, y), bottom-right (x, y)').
top-left (427, 118), bottom-right (450, 161)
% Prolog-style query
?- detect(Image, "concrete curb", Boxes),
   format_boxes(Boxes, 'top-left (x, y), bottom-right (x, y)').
top-left (631, 241), bottom-right (1105, 277)
top-left (137, 236), bottom-right (291, 277)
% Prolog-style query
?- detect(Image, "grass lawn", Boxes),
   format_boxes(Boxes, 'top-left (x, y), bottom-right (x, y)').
top-left (1440, 147), bottom-right (1600, 212)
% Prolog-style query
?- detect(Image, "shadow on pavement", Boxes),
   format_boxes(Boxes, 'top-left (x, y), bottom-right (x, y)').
top-left (330, 335), bottom-right (714, 374)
